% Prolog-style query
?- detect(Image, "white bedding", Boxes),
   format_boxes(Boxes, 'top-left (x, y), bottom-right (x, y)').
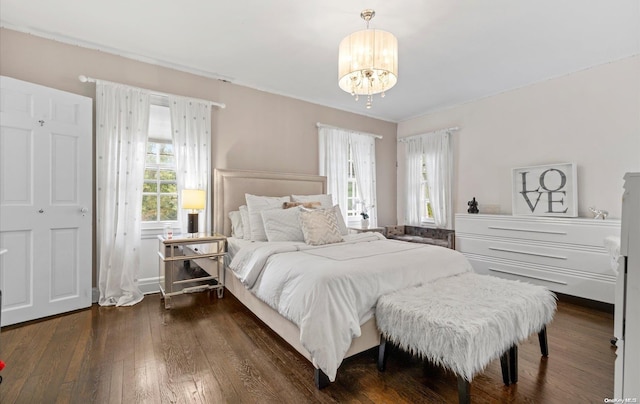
top-left (229, 232), bottom-right (474, 381)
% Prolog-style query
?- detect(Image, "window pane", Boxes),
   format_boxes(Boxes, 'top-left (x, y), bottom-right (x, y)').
top-left (160, 195), bottom-right (178, 221)
top-left (146, 143), bottom-right (158, 164)
top-left (141, 195), bottom-right (157, 221)
top-left (159, 144), bottom-right (175, 164)
top-left (143, 182), bottom-right (157, 193)
top-left (160, 182), bottom-right (177, 193)
top-left (144, 169), bottom-right (157, 180)
top-left (158, 170), bottom-right (176, 181)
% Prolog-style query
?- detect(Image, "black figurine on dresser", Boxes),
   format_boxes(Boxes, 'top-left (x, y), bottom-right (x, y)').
top-left (467, 197), bottom-right (479, 214)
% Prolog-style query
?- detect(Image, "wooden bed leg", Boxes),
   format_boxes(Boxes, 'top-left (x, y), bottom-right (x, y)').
top-left (538, 326), bottom-right (549, 357)
top-left (509, 345), bottom-right (518, 384)
top-left (500, 350), bottom-right (511, 386)
top-left (314, 368), bottom-right (330, 390)
top-left (378, 337), bottom-right (389, 372)
top-left (457, 375), bottom-right (471, 404)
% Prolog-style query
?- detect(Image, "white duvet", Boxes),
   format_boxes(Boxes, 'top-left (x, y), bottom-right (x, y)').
top-left (229, 232), bottom-right (473, 381)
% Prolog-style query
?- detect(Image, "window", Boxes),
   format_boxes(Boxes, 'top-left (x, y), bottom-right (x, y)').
top-left (141, 104), bottom-right (178, 224)
top-left (420, 158), bottom-right (434, 223)
top-left (318, 126), bottom-right (377, 226)
top-left (346, 144), bottom-right (360, 219)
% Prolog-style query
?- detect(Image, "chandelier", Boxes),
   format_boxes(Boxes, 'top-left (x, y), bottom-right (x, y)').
top-left (338, 9), bottom-right (398, 109)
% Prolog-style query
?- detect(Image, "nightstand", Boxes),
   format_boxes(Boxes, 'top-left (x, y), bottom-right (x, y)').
top-left (157, 233), bottom-right (226, 309)
top-left (348, 226), bottom-right (385, 235)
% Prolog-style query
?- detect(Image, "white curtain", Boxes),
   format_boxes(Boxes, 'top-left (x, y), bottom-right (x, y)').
top-left (349, 132), bottom-right (378, 227)
top-left (318, 127), bottom-right (350, 224)
top-left (169, 96), bottom-right (212, 235)
top-left (423, 131), bottom-right (453, 228)
top-left (96, 82), bottom-right (150, 306)
top-left (404, 137), bottom-right (424, 225)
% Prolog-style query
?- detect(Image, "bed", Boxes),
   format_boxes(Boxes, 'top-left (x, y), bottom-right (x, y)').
top-left (213, 169), bottom-right (473, 388)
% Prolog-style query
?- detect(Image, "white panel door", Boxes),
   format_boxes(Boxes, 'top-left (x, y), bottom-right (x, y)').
top-left (0, 76), bottom-right (92, 326)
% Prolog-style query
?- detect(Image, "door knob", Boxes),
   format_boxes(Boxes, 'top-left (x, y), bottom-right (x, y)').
top-left (38, 209), bottom-right (44, 213)
top-left (80, 207), bottom-right (88, 216)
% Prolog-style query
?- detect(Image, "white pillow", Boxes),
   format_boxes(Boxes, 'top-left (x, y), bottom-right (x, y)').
top-left (291, 194), bottom-right (333, 208)
top-left (261, 207), bottom-right (304, 242)
top-left (299, 208), bottom-right (344, 246)
top-left (331, 205), bottom-right (349, 236)
top-left (228, 210), bottom-right (244, 239)
top-left (245, 193), bottom-right (291, 241)
top-left (239, 205), bottom-right (251, 240)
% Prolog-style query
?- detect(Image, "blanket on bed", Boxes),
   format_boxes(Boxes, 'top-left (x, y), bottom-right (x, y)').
top-left (229, 233), bottom-right (474, 381)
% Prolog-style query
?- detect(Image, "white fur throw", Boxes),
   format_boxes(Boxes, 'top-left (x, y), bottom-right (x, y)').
top-left (376, 272), bottom-right (557, 381)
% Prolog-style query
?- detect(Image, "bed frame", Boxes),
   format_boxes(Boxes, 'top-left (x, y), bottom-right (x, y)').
top-left (213, 169), bottom-right (381, 388)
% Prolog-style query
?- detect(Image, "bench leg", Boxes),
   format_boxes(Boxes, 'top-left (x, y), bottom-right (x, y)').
top-left (509, 345), bottom-right (518, 384)
top-left (538, 326), bottom-right (549, 357)
top-left (457, 375), bottom-right (471, 404)
top-left (500, 350), bottom-right (511, 386)
top-left (378, 336), bottom-right (389, 372)
top-left (500, 345), bottom-right (519, 385)
top-left (314, 368), bottom-right (330, 389)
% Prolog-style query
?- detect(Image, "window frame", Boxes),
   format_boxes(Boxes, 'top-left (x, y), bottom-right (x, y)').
top-left (420, 157), bottom-right (435, 225)
top-left (141, 99), bottom-right (178, 231)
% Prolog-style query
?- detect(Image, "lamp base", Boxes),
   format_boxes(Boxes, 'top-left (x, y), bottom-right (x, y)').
top-left (187, 213), bottom-right (199, 234)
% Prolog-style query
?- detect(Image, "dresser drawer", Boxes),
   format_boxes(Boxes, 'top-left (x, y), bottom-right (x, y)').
top-left (456, 215), bottom-right (620, 247)
top-left (466, 256), bottom-right (615, 303)
top-left (457, 236), bottom-right (615, 277)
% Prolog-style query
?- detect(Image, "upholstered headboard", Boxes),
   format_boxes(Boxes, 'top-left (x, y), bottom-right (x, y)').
top-left (213, 169), bottom-right (327, 236)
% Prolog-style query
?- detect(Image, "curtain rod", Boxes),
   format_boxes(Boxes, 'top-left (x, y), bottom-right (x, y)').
top-left (78, 75), bottom-right (226, 109)
top-left (397, 126), bottom-right (460, 143)
top-left (316, 122), bottom-right (383, 139)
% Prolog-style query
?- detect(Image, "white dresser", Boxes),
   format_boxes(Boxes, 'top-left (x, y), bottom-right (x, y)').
top-left (455, 214), bottom-right (620, 303)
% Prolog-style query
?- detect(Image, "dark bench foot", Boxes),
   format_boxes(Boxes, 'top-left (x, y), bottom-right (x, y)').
top-left (500, 345), bottom-right (518, 385)
top-left (378, 337), bottom-right (389, 371)
top-left (314, 368), bottom-right (330, 389)
top-left (538, 326), bottom-right (549, 356)
top-left (457, 375), bottom-right (471, 404)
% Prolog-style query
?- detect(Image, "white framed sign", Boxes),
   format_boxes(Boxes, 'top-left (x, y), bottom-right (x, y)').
top-left (512, 163), bottom-right (578, 217)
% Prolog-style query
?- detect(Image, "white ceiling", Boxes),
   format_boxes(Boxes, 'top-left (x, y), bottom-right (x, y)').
top-left (1, 0), bottom-right (638, 122)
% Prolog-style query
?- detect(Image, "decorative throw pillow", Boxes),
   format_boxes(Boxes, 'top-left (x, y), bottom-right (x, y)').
top-left (245, 193), bottom-right (291, 241)
top-left (228, 210), bottom-right (244, 239)
top-left (299, 208), bottom-right (344, 246)
top-left (291, 194), bottom-right (333, 208)
top-left (239, 205), bottom-right (251, 240)
top-left (282, 201), bottom-right (321, 209)
top-left (261, 207), bottom-right (305, 242)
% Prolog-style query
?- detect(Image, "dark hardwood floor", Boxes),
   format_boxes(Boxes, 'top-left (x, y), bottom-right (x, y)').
top-left (0, 291), bottom-right (615, 403)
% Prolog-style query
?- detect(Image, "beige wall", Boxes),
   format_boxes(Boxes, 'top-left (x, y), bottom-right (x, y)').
top-left (0, 29), bottom-right (397, 221)
top-left (0, 28), bottom-right (398, 288)
top-left (398, 55), bottom-right (640, 222)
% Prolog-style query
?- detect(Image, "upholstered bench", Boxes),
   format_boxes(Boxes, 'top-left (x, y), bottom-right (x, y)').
top-left (376, 272), bottom-right (556, 404)
top-left (385, 225), bottom-right (455, 249)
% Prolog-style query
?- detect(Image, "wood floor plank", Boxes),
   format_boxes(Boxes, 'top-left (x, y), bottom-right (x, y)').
top-left (0, 291), bottom-right (615, 403)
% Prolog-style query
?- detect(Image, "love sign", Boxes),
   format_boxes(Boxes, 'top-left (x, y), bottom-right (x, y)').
top-left (512, 163), bottom-right (577, 217)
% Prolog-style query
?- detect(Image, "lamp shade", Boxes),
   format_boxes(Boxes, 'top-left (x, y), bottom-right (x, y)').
top-left (181, 189), bottom-right (205, 210)
top-left (338, 28), bottom-right (398, 96)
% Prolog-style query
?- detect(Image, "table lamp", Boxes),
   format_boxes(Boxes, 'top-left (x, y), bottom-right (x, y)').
top-left (182, 189), bottom-right (205, 234)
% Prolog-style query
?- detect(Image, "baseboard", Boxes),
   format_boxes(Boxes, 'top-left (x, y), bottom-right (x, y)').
top-left (139, 277), bottom-right (161, 295)
top-left (91, 277), bottom-right (160, 304)
top-left (556, 292), bottom-right (614, 314)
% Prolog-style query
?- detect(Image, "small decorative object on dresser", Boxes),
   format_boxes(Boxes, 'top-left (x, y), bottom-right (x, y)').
top-left (589, 206), bottom-right (609, 220)
top-left (512, 163), bottom-right (577, 217)
top-left (467, 197), bottom-right (479, 213)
